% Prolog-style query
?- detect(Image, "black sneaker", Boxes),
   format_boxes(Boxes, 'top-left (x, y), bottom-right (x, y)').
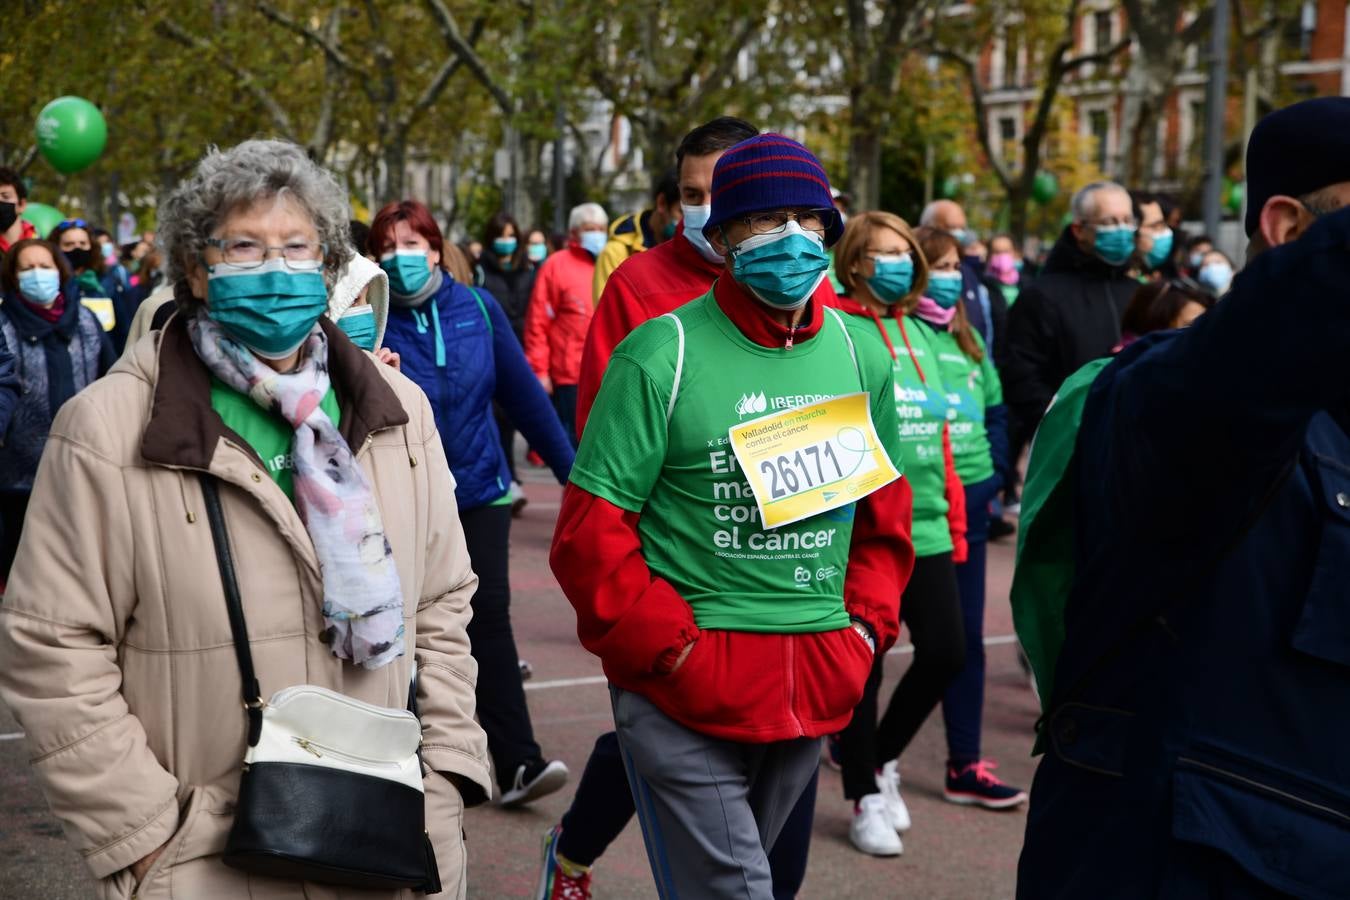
top-left (943, 759), bottom-right (1027, 810)
top-left (988, 516), bottom-right (1016, 541)
top-left (501, 758), bottom-right (569, 808)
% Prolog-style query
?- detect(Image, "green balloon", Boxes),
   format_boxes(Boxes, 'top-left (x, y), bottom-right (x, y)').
top-left (1032, 171), bottom-right (1059, 205)
top-left (1225, 181), bottom-right (1244, 214)
top-left (939, 176), bottom-right (961, 199)
top-left (35, 96), bottom-right (107, 174)
top-left (20, 202), bottom-right (64, 238)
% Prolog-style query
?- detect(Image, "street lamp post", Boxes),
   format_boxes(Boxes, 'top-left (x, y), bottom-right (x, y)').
top-left (1201, 0), bottom-right (1230, 239)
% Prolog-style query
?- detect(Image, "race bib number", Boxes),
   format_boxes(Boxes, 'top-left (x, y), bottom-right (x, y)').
top-left (80, 298), bottom-right (116, 331)
top-left (729, 392), bottom-right (900, 529)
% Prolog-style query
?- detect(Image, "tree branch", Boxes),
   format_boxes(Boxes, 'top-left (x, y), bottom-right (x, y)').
top-left (308, 9), bottom-right (343, 158)
top-left (683, 15), bottom-right (760, 113)
top-left (155, 17), bottom-right (298, 140)
top-left (255, 1), bottom-right (365, 77)
top-left (422, 0), bottom-right (514, 116)
top-left (930, 47), bottom-right (1013, 190)
top-left (1062, 38), bottom-right (1133, 74)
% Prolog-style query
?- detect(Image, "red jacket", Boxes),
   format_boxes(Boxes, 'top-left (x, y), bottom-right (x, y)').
top-left (552, 276), bottom-right (914, 743)
top-left (577, 227), bottom-right (838, 433)
top-left (0, 219), bottom-right (37, 255)
top-left (524, 243), bottom-right (596, 386)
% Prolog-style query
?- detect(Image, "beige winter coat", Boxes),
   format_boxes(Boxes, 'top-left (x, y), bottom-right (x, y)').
top-left (0, 315), bottom-right (492, 899)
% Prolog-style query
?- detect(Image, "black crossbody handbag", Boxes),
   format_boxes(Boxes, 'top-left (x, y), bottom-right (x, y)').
top-left (200, 475), bottom-right (442, 893)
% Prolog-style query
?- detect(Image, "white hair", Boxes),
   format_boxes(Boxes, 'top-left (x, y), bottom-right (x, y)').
top-left (568, 202), bottom-right (608, 230)
top-left (919, 201), bottom-right (942, 227)
top-left (1071, 181), bottom-right (1129, 223)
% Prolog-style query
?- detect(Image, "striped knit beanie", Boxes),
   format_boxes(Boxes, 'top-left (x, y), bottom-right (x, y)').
top-left (703, 134), bottom-right (843, 246)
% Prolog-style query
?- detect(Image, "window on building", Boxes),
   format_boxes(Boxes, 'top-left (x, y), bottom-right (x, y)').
top-left (1002, 29), bottom-right (1019, 87)
top-left (1094, 11), bottom-right (1113, 53)
top-left (1089, 109), bottom-right (1110, 171)
top-left (999, 116), bottom-right (1017, 161)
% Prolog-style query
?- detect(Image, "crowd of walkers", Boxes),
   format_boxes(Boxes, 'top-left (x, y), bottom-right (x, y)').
top-left (0, 96), bottom-right (1344, 900)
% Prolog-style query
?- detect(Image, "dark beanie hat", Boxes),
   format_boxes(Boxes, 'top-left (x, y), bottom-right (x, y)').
top-left (1245, 96), bottom-right (1350, 236)
top-left (703, 134), bottom-right (843, 246)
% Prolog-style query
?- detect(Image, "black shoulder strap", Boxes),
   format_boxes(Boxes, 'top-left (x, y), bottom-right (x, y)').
top-left (149, 298), bottom-right (176, 331)
top-left (199, 474), bottom-right (264, 746)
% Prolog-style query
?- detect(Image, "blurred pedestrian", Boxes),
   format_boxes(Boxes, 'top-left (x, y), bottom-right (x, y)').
top-left (372, 198), bottom-right (576, 808)
top-left (50, 218), bottom-right (134, 354)
top-left (0, 167), bottom-right (37, 254)
top-left (1133, 191), bottom-right (1176, 278)
top-left (526, 228), bottom-right (550, 264)
top-left (1115, 277), bottom-right (1214, 352)
top-left (1196, 248), bottom-right (1235, 297)
top-left (983, 233), bottom-right (1023, 308)
top-left (919, 199), bottom-right (1005, 361)
top-left (525, 202), bottom-right (609, 447)
top-left (592, 171), bottom-right (681, 300)
top-left (0, 238), bottom-right (114, 582)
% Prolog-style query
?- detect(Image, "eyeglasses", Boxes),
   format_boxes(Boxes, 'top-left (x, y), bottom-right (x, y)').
top-left (204, 237), bottom-right (327, 271)
top-left (738, 208), bottom-right (838, 236)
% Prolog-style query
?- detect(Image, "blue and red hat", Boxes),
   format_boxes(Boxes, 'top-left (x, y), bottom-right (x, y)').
top-left (703, 134), bottom-right (842, 246)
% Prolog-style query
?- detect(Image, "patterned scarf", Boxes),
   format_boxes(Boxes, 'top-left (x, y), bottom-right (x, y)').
top-left (188, 314), bottom-right (406, 669)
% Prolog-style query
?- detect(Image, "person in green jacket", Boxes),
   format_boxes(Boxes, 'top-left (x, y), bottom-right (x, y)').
top-left (913, 226), bottom-right (1026, 809)
top-left (832, 210), bottom-right (971, 857)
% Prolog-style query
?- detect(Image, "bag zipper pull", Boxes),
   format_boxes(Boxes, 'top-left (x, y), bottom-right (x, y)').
top-left (295, 737), bottom-right (323, 758)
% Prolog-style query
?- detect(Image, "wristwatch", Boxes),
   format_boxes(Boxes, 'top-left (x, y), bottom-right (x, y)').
top-left (851, 621), bottom-right (876, 653)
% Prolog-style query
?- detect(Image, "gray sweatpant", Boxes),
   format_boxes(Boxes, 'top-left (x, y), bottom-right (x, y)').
top-left (611, 687), bottom-right (821, 900)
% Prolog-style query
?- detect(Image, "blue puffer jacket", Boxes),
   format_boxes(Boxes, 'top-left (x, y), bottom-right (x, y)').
top-left (1018, 207), bottom-right (1350, 899)
top-left (382, 275), bottom-right (573, 511)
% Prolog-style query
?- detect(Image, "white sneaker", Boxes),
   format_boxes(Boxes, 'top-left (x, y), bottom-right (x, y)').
top-left (876, 761), bottom-right (912, 832)
top-left (849, 794), bottom-right (903, 856)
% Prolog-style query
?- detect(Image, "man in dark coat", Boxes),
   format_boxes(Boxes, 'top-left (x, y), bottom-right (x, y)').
top-left (1000, 181), bottom-right (1139, 455)
top-left (1018, 96), bottom-right (1350, 899)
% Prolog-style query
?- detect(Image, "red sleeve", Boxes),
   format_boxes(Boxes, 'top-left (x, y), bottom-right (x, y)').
top-left (523, 266), bottom-right (552, 383)
top-left (549, 484), bottom-right (700, 678)
top-left (577, 268), bottom-right (644, 436)
top-left (843, 475), bottom-right (914, 653)
top-left (942, 423), bottom-right (969, 564)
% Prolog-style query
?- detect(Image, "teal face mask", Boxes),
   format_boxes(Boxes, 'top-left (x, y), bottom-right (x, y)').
top-left (206, 258), bottom-right (328, 358)
top-left (337, 305), bottom-right (377, 351)
top-left (729, 221), bottom-right (830, 311)
top-left (927, 271), bottom-right (964, 309)
top-left (662, 219), bottom-right (677, 240)
top-left (527, 243), bottom-right (548, 263)
top-left (492, 237), bottom-right (518, 257)
top-left (380, 249), bottom-right (432, 296)
top-left (1092, 224), bottom-right (1137, 266)
top-left (1143, 228), bottom-right (1173, 271)
top-left (866, 253), bottom-right (915, 304)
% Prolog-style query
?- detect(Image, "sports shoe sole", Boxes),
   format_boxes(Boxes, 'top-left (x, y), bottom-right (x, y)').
top-left (942, 788), bottom-right (1028, 810)
top-left (502, 760), bottom-right (570, 808)
top-left (849, 835), bottom-right (903, 857)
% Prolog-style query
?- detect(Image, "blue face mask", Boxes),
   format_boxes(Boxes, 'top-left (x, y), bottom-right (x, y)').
top-left (681, 203), bottom-right (723, 263)
top-left (18, 268), bottom-right (61, 305)
top-left (579, 230), bottom-right (608, 257)
top-left (380, 249), bottom-right (432, 297)
top-left (527, 242), bottom-right (548, 263)
top-left (950, 228), bottom-right (973, 248)
top-left (1198, 261), bottom-right (1233, 295)
top-left (927, 271), bottom-right (964, 309)
top-left (1092, 224), bottom-right (1137, 266)
top-left (1143, 228), bottom-right (1173, 271)
top-left (866, 253), bottom-right (914, 304)
top-left (337, 304), bottom-right (377, 351)
top-left (492, 237), bottom-right (517, 257)
top-left (207, 258), bottom-right (329, 359)
top-left (729, 221), bottom-right (830, 311)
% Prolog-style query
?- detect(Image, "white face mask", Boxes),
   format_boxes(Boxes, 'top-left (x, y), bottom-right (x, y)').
top-left (680, 203), bottom-right (723, 263)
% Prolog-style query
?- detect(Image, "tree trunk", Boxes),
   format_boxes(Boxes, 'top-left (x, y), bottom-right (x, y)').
top-left (848, 87), bottom-right (882, 212)
top-left (380, 131), bottom-right (406, 205)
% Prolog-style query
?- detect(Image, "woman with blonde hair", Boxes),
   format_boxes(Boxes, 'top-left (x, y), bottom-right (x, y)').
top-left (831, 211), bottom-right (971, 857)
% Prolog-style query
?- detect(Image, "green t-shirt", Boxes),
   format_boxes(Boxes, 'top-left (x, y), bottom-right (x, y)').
top-left (927, 324), bottom-right (1003, 485)
top-left (845, 313), bottom-right (952, 557)
top-left (210, 377), bottom-right (341, 500)
top-left (570, 290), bottom-right (902, 633)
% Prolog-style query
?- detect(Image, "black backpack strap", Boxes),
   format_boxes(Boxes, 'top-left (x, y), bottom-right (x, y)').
top-left (149, 298), bottom-right (176, 331)
top-left (199, 474), bottom-right (264, 746)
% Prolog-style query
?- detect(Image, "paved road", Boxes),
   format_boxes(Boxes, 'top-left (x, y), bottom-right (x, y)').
top-left (0, 476), bottom-right (1038, 899)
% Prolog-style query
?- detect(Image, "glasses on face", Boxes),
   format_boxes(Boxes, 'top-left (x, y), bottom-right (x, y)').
top-left (1089, 218), bottom-right (1137, 230)
top-left (57, 218), bottom-right (89, 230)
top-left (739, 208), bottom-right (838, 236)
top-left (204, 237), bottom-right (327, 271)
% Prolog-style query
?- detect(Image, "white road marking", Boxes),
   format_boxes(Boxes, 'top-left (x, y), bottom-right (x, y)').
top-left (525, 633), bottom-right (1020, 692)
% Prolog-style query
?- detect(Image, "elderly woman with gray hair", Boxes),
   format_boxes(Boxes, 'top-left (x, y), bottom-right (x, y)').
top-left (0, 139), bottom-right (491, 899)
